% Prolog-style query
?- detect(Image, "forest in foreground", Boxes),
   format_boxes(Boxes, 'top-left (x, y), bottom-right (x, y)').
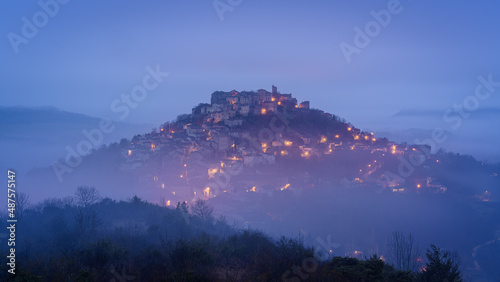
top-left (1, 187), bottom-right (463, 281)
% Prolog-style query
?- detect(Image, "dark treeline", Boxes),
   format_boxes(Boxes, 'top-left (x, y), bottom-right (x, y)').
top-left (1, 187), bottom-right (462, 281)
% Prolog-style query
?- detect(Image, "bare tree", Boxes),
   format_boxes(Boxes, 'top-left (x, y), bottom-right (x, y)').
top-left (74, 186), bottom-right (100, 207)
top-left (191, 199), bottom-right (214, 224)
top-left (387, 231), bottom-right (420, 272)
top-left (74, 186), bottom-right (100, 244)
top-left (16, 192), bottom-right (30, 219)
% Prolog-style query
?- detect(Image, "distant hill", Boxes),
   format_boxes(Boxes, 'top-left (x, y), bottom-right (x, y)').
top-left (0, 106), bottom-right (153, 174)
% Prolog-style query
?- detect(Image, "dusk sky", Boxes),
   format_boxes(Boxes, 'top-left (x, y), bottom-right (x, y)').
top-left (2, 1), bottom-right (500, 160)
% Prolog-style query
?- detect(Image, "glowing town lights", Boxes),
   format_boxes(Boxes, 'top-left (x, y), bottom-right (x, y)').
top-left (180, 174), bottom-right (183, 178)
top-left (183, 164), bottom-right (187, 167)
top-left (261, 108), bottom-right (267, 114)
top-left (295, 105), bottom-right (298, 108)
top-left (261, 143), bottom-right (268, 148)
top-left (281, 150), bottom-right (288, 156)
top-left (277, 101), bottom-right (281, 105)
top-left (347, 127), bottom-right (352, 131)
top-left (271, 97), bottom-right (276, 102)
top-left (320, 136), bottom-right (327, 143)
top-left (371, 138), bottom-right (376, 142)
top-left (359, 169), bottom-right (362, 172)
top-left (364, 135), bottom-right (369, 140)
top-left (436, 160), bottom-right (440, 163)
top-left (335, 135), bottom-right (340, 138)
top-left (412, 148), bottom-right (416, 151)
top-left (161, 183), bottom-right (165, 189)
top-left (374, 160), bottom-right (377, 163)
top-left (166, 200), bottom-right (170, 206)
top-left (280, 183), bottom-right (291, 191)
top-left (301, 151), bottom-right (310, 158)
top-left (203, 187), bottom-right (210, 197)
top-left (250, 186), bottom-right (256, 192)
top-left (172, 192), bottom-right (175, 195)
top-left (368, 164), bottom-right (371, 167)
top-left (284, 141), bottom-right (293, 146)
top-left (151, 143), bottom-right (155, 151)
top-left (328, 149), bottom-right (333, 153)
top-left (354, 135), bottom-right (360, 140)
top-left (391, 145), bottom-right (396, 154)
top-left (160, 128), bottom-right (164, 132)
top-left (350, 146), bottom-right (355, 150)
top-left (417, 184), bottom-right (421, 188)
top-left (128, 150), bottom-right (132, 156)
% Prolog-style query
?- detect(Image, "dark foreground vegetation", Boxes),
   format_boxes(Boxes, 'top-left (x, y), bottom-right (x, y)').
top-left (1, 187), bottom-right (462, 281)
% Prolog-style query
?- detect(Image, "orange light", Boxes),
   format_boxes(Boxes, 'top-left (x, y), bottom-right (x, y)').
top-left (371, 138), bottom-right (376, 142)
top-left (261, 108), bottom-right (266, 114)
top-left (417, 184), bottom-right (421, 188)
top-left (271, 97), bottom-right (276, 102)
top-left (354, 135), bottom-right (360, 140)
top-left (347, 127), bottom-right (352, 131)
top-left (284, 141), bottom-right (292, 146)
top-left (364, 135), bottom-right (369, 140)
top-left (335, 135), bottom-right (339, 138)
top-left (128, 150), bottom-right (132, 156)
top-left (280, 184), bottom-right (291, 191)
top-left (277, 101), bottom-right (281, 105)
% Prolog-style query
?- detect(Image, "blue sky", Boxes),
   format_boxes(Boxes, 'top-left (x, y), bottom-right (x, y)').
top-left (1, 0), bottom-right (500, 159)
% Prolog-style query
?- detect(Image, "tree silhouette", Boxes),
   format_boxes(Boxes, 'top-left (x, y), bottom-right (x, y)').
top-left (418, 244), bottom-right (462, 282)
top-left (191, 199), bottom-right (214, 224)
top-left (74, 186), bottom-right (100, 207)
top-left (387, 231), bottom-right (420, 272)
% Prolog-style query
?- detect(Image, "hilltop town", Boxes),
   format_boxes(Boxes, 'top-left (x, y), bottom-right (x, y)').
top-left (117, 86), bottom-right (465, 206)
